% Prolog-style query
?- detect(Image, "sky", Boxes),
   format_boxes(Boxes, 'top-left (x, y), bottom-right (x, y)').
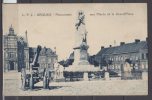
top-left (3, 4), bottom-right (147, 61)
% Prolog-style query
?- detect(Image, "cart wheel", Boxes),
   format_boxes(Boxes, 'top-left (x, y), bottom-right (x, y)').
top-left (30, 76), bottom-right (34, 90)
top-left (26, 78), bottom-right (30, 87)
top-left (43, 76), bottom-right (47, 89)
top-left (21, 68), bottom-right (26, 90)
top-left (46, 77), bottom-right (50, 89)
top-left (21, 77), bottom-right (26, 90)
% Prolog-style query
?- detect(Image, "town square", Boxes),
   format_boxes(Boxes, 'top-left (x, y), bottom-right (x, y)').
top-left (3, 4), bottom-right (148, 96)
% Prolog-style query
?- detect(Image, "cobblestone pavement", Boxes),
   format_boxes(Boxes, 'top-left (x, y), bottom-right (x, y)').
top-left (3, 72), bottom-right (148, 96)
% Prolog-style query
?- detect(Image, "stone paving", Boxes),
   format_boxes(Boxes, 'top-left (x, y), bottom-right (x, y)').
top-left (3, 72), bottom-right (148, 96)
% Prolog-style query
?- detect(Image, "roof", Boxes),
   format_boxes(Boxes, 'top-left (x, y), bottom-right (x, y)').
top-left (96, 41), bottom-right (147, 56)
top-left (8, 25), bottom-right (16, 36)
top-left (29, 47), bottom-right (37, 53)
top-left (69, 52), bottom-right (74, 59)
top-left (30, 47), bottom-right (57, 57)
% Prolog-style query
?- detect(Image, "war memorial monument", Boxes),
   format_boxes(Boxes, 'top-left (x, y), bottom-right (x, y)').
top-left (64, 11), bottom-right (100, 81)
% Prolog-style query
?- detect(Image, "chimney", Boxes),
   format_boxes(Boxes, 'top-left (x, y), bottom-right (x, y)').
top-left (101, 46), bottom-right (104, 49)
top-left (120, 42), bottom-right (125, 46)
top-left (109, 45), bottom-right (112, 47)
top-left (135, 39), bottom-right (140, 43)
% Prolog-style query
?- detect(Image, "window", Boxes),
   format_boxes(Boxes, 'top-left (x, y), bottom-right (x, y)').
top-left (115, 66), bottom-right (118, 69)
top-left (146, 63), bottom-right (148, 69)
top-left (135, 56), bottom-right (138, 60)
top-left (4, 52), bottom-right (7, 58)
top-left (146, 53), bottom-right (148, 59)
top-left (121, 56), bottom-right (124, 61)
top-left (48, 64), bottom-right (51, 68)
top-left (142, 53), bottom-right (144, 59)
top-left (112, 65), bottom-right (114, 69)
top-left (144, 64), bottom-right (146, 69)
top-left (30, 58), bottom-right (33, 62)
top-left (117, 56), bottom-right (119, 61)
top-left (48, 58), bottom-right (51, 62)
top-left (144, 53), bottom-right (147, 59)
top-left (24, 55), bottom-right (26, 59)
top-left (9, 52), bottom-right (15, 58)
top-left (111, 58), bottom-right (113, 61)
top-left (116, 56), bottom-right (118, 61)
top-left (119, 57), bottom-right (120, 61)
top-left (118, 65), bottom-right (120, 70)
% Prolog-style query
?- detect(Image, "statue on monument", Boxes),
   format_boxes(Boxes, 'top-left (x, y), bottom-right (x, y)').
top-left (75, 11), bottom-right (85, 30)
top-left (82, 31), bottom-right (87, 43)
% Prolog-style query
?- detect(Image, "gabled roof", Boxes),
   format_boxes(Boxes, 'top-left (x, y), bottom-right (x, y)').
top-left (96, 41), bottom-right (147, 56)
top-left (46, 48), bottom-right (53, 55)
top-left (40, 47), bottom-right (47, 56)
top-left (34, 47), bottom-right (57, 57)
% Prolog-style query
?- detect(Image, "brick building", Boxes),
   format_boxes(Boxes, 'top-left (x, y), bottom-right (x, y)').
top-left (95, 39), bottom-right (148, 74)
top-left (29, 47), bottom-right (58, 71)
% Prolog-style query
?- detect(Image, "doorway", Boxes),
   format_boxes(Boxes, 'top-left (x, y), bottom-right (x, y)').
top-left (9, 61), bottom-right (14, 70)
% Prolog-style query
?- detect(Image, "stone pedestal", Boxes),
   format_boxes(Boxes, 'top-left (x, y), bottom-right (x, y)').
top-left (83, 72), bottom-right (89, 81)
top-left (104, 71), bottom-right (110, 80)
top-left (142, 71), bottom-right (148, 80)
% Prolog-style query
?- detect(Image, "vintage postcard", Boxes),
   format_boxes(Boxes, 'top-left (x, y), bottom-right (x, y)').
top-left (3, 3), bottom-right (148, 96)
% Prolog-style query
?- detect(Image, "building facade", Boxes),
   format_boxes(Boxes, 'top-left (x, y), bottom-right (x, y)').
top-left (29, 47), bottom-right (58, 72)
top-left (95, 39), bottom-right (148, 74)
top-left (3, 26), bottom-right (29, 72)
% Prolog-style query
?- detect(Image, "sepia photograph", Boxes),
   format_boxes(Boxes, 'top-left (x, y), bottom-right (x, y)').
top-left (3, 3), bottom-right (148, 96)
